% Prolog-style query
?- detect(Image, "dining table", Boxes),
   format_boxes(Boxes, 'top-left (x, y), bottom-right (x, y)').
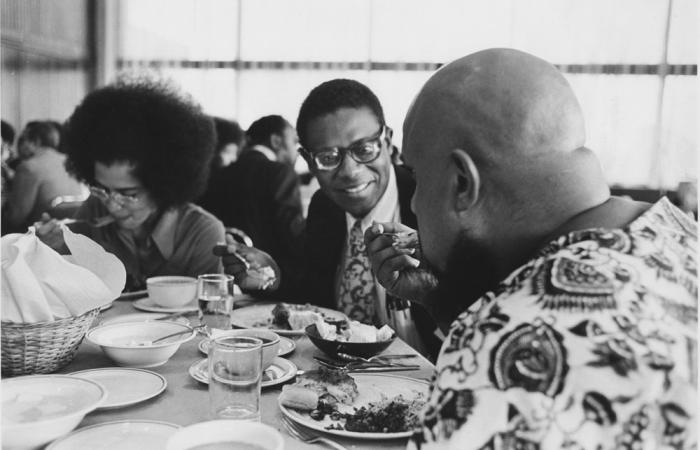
top-left (57, 296), bottom-right (436, 449)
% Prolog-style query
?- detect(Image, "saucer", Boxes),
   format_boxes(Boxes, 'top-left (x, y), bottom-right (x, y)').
top-left (133, 297), bottom-right (198, 313)
top-left (198, 335), bottom-right (296, 357)
top-left (189, 357), bottom-right (297, 388)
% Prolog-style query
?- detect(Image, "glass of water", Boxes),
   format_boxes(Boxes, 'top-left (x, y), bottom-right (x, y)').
top-left (197, 274), bottom-right (235, 332)
top-left (209, 336), bottom-right (263, 421)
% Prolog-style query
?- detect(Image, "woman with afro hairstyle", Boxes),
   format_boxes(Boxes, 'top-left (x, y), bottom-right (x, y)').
top-left (36, 78), bottom-right (225, 291)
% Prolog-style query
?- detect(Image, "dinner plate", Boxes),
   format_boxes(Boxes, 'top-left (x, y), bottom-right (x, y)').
top-left (230, 303), bottom-right (346, 336)
top-left (100, 312), bottom-right (191, 326)
top-left (46, 420), bottom-right (180, 450)
top-left (70, 368), bottom-right (167, 409)
top-left (198, 335), bottom-right (296, 357)
top-left (133, 297), bottom-right (198, 313)
top-left (279, 374), bottom-right (429, 440)
top-left (189, 357), bottom-right (297, 388)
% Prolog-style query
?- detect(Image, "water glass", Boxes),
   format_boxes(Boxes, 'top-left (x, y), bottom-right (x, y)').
top-left (197, 274), bottom-right (235, 331)
top-left (209, 336), bottom-right (263, 421)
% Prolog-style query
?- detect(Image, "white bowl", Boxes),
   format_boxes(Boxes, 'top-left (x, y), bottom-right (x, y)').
top-left (147, 276), bottom-right (197, 308)
top-left (166, 420), bottom-right (283, 450)
top-left (2, 375), bottom-right (106, 450)
top-left (210, 329), bottom-right (280, 369)
top-left (87, 321), bottom-right (195, 368)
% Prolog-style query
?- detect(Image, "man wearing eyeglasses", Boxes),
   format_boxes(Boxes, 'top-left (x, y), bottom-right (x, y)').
top-left (218, 79), bottom-right (440, 358)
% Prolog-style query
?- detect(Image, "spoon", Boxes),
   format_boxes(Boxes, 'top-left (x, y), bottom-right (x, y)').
top-left (138, 325), bottom-right (202, 346)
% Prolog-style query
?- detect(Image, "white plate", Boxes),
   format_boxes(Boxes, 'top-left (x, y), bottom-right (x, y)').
top-left (230, 303), bottom-right (346, 336)
top-left (100, 313), bottom-right (191, 326)
top-left (132, 297), bottom-right (198, 313)
top-left (279, 374), bottom-right (429, 440)
top-left (46, 420), bottom-right (180, 450)
top-left (198, 335), bottom-right (296, 357)
top-left (70, 368), bottom-right (167, 409)
top-left (189, 357), bottom-right (297, 388)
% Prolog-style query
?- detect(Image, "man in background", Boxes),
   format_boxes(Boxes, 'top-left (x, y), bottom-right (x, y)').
top-left (202, 115), bottom-right (305, 290)
top-left (365, 48), bottom-right (697, 448)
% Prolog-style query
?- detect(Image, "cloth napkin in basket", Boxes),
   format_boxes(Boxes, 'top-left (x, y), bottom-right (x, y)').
top-left (1, 227), bottom-right (126, 323)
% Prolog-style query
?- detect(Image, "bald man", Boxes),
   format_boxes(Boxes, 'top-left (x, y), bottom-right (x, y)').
top-left (366, 49), bottom-right (697, 449)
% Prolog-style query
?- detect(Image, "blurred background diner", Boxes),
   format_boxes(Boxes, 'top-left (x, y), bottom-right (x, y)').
top-left (1, 0), bottom-right (696, 227)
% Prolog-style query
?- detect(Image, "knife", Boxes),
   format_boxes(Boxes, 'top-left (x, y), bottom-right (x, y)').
top-left (313, 356), bottom-right (420, 371)
top-left (297, 365), bottom-right (420, 376)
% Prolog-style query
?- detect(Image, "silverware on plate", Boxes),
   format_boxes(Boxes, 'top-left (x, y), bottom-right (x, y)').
top-left (281, 415), bottom-right (348, 450)
top-left (313, 356), bottom-right (420, 372)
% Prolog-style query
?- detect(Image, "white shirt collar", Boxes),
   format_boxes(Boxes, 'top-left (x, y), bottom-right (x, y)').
top-left (250, 144), bottom-right (277, 162)
top-left (345, 165), bottom-right (400, 235)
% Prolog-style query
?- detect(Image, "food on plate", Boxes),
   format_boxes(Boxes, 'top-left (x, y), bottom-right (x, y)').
top-left (315, 319), bottom-right (394, 343)
top-left (327, 393), bottom-right (426, 433)
top-left (280, 367), bottom-right (427, 434)
top-left (270, 303), bottom-right (334, 330)
top-left (278, 386), bottom-right (319, 411)
top-left (279, 366), bottom-right (358, 412)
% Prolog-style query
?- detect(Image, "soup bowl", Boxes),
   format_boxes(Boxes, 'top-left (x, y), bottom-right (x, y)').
top-left (87, 321), bottom-right (195, 368)
top-left (166, 420), bottom-right (283, 450)
top-left (147, 276), bottom-right (197, 308)
top-left (2, 375), bottom-right (106, 450)
top-left (208, 329), bottom-right (280, 369)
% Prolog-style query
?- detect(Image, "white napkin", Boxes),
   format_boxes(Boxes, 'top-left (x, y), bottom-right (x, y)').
top-left (1, 227), bottom-right (126, 323)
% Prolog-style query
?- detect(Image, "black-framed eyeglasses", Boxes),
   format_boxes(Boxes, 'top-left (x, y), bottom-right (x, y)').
top-left (301, 126), bottom-right (390, 171)
top-left (89, 185), bottom-right (142, 206)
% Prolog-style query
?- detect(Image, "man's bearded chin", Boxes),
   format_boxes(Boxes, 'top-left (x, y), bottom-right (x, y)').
top-left (428, 232), bottom-right (501, 314)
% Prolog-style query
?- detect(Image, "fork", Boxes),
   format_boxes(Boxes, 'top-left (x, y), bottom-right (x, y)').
top-left (281, 415), bottom-right (348, 450)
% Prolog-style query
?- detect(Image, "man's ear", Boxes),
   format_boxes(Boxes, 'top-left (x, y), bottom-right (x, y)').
top-left (450, 148), bottom-right (480, 211)
top-left (269, 133), bottom-right (282, 151)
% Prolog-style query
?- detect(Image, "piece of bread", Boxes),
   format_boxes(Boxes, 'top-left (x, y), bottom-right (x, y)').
top-left (279, 386), bottom-right (319, 411)
top-left (288, 310), bottom-right (322, 330)
top-left (347, 321), bottom-right (377, 343)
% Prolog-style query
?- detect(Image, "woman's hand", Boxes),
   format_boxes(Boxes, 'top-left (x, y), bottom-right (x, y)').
top-left (213, 234), bottom-right (281, 291)
top-left (364, 221), bottom-right (438, 303)
top-left (34, 213), bottom-right (68, 253)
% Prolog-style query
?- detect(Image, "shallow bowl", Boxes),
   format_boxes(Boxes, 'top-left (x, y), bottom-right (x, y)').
top-left (306, 323), bottom-right (395, 358)
top-left (209, 328), bottom-right (280, 369)
top-left (87, 321), bottom-right (195, 368)
top-left (166, 420), bottom-right (283, 450)
top-left (2, 375), bottom-right (106, 450)
top-left (146, 276), bottom-right (197, 308)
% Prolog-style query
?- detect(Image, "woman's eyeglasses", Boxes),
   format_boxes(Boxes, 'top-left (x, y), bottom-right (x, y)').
top-left (301, 126), bottom-right (389, 171)
top-left (89, 186), bottom-right (142, 206)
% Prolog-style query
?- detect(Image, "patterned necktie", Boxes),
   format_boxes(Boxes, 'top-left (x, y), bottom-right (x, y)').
top-left (338, 220), bottom-right (377, 324)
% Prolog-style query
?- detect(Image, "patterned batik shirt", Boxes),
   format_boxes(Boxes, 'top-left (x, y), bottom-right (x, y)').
top-left (410, 198), bottom-right (697, 450)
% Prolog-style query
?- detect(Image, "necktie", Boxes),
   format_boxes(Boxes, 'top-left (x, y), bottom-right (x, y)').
top-left (338, 220), bottom-right (377, 324)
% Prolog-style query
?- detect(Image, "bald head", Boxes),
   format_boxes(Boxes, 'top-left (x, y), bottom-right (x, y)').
top-left (403, 48), bottom-right (609, 274)
top-left (407, 48), bottom-right (585, 165)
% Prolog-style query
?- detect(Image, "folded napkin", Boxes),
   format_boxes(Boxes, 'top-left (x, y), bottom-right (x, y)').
top-left (1, 227), bottom-right (126, 323)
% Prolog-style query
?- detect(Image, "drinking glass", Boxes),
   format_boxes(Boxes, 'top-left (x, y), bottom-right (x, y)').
top-left (208, 336), bottom-right (263, 421)
top-left (197, 274), bottom-right (235, 332)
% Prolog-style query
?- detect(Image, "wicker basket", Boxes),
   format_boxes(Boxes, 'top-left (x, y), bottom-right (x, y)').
top-left (1, 308), bottom-right (100, 377)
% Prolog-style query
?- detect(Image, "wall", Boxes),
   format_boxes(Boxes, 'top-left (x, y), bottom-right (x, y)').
top-left (1, 0), bottom-right (92, 132)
